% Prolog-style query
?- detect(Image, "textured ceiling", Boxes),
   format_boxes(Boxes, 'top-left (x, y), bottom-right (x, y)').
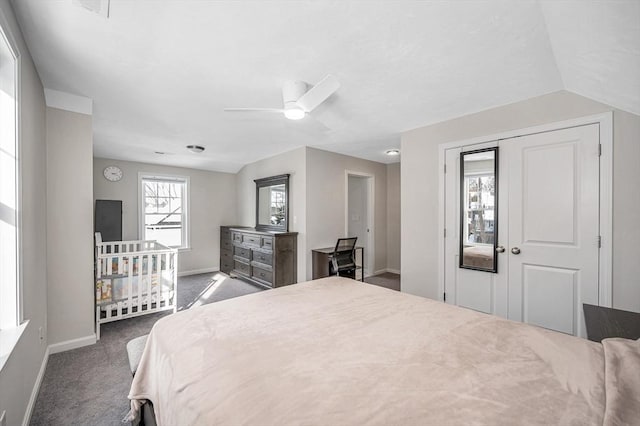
top-left (11, 0), bottom-right (640, 173)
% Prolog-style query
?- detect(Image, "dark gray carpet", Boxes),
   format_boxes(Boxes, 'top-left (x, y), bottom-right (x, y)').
top-left (30, 273), bottom-right (263, 426)
top-left (365, 272), bottom-right (401, 291)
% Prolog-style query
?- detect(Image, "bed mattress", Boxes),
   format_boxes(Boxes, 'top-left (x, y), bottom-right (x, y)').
top-left (128, 277), bottom-right (639, 425)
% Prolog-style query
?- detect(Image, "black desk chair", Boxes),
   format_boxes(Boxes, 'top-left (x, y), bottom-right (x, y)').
top-left (330, 237), bottom-right (358, 279)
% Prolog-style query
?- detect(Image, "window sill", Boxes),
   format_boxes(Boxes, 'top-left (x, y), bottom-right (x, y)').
top-left (0, 319), bottom-right (30, 373)
top-left (177, 247), bottom-right (191, 252)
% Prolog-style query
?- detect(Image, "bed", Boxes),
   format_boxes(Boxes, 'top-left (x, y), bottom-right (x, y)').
top-left (462, 245), bottom-right (494, 269)
top-left (127, 276), bottom-right (639, 425)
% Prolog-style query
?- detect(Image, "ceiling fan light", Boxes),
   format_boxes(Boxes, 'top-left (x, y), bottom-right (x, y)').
top-left (283, 108), bottom-right (305, 120)
top-left (186, 145), bottom-right (205, 153)
top-left (385, 149), bottom-right (400, 156)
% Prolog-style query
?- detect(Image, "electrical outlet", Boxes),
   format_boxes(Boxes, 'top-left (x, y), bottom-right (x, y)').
top-left (1, 410), bottom-right (7, 426)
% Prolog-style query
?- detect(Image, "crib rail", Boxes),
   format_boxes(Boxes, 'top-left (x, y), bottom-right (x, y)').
top-left (94, 232), bottom-right (178, 339)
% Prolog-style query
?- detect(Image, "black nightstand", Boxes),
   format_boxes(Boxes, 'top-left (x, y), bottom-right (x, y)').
top-left (583, 304), bottom-right (640, 343)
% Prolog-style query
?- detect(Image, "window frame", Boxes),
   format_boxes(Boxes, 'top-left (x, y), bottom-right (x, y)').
top-left (138, 173), bottom-right (190, 250)
top-left (0, 12), bottom-right (23, 333)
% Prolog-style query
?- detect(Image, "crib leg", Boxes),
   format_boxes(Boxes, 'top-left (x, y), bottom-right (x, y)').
top-left (96, 307), bottom-right (101, 341)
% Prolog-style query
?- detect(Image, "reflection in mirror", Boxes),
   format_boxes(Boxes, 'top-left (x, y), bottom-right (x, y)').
top-left (258, 184), bottom-right (286, 226)
top-left (255, 174), bottom-right (289, 232)
top-left (459, 147), bottom-right (498, 272)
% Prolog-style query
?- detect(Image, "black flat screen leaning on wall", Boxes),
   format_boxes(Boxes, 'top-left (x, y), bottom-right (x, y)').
top-left (95, 200), bottom-right (123, 242)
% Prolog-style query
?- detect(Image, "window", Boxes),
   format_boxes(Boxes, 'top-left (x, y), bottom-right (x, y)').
top-left (0, 23), bottom-right (19, 331)
top-left (139, 175), bottom-right (189, 249)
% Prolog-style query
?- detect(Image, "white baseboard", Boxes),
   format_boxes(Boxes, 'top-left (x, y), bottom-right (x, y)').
top-left (177, 267), bottom-right (219, 277)
top-left (48, 334), bottom-right (96, 355)
top-left (386, 268), bottom-right (401, 275)
top-left (22, 346), bottom-right (49, 426)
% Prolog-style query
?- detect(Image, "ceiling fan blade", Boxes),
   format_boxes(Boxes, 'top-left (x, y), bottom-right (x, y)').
top-left (295, 74), bottom-right (340, 113)
top-left (223, 108), bottom-right (284, 113)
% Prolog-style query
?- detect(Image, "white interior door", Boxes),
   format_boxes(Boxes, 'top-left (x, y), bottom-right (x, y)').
top-left (503, 124), bottom-right (600, 337)
top-left (347, 174), bottom-right (372, 277)
top-left (444, 124), bottom-right (600, 337)
top-left (444, 144), bottom-right (507, 317)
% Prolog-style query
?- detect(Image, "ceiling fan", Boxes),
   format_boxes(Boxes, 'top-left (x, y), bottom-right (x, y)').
top-left (224, 75), bottom-right (340, 120)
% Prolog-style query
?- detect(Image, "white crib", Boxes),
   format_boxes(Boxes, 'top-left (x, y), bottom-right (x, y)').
top-left (94, 233), bottom-right (178, 339)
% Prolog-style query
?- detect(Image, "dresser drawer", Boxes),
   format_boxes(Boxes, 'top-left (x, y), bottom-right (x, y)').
top-left (221, 238), bottom-right (232, 250)
top-left (232, 232), bottom-right (243, 243)
top-left (233, 245), bottom-right (251, 260)
top-left (220, 248), bottom-right (233, 262)
top-left (251, 249), bottom-right (272, 266)
top-left (221, 228), bottom-right (231, 241)
top-left (220, 259), bottom-right (233, 273)
top-left (234, 259), bottom-right (250, 276)
top-left (252, 264), bottom-right (273, 285)
top-left (262, 237), bottom-right (273, 249)
top-left (243, 234), bottom-right (261, 247)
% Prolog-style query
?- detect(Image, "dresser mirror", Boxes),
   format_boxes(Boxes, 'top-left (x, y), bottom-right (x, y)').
top-left (255, 174), bottom-right (290, 232)
top-left (459, 147), bottom-right (498, 272)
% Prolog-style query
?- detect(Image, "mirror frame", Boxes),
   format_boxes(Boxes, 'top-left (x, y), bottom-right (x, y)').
top-left (255, 174), bottom-right (290, 232)
top-left (459, 147), bottom-right (499, 273)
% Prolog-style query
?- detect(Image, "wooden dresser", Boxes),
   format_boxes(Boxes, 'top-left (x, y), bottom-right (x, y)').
top-left (220, 226), bottom-right (298, 288)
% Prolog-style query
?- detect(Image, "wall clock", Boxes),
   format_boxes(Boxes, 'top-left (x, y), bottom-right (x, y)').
top-left (103, 165), bottom-right (123, 182)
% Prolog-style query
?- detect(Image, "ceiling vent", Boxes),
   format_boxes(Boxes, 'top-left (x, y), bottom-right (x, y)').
top-left (73, 0), bottom-right (110, 18)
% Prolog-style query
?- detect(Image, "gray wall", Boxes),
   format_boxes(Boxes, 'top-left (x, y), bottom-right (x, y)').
top-left (235, 147), bottom-right (307, 281)
top-left (386, 163), bottom-right (401, 272)
top-left (46, 107), bottom-right (95, 345)
top-left (401, 90), bottom-right (640, 313)
top-left (93, 157), bottom-right (238, 274)
top-left (306, 147), bottom-right (388, 280)
top-left (0, 0), bottom-right (47, 424)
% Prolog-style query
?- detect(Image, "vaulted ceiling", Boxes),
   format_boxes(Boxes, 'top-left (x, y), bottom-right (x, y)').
top-left (11, 0), bottom-right (640, 173)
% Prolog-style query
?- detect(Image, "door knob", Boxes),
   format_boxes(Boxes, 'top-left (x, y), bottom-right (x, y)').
top-left (495, 246), bottom-right (505, 253)
top-left (511, 247), bottom-right (521, 255)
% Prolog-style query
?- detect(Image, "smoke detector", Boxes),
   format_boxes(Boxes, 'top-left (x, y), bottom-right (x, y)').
top-left (186, 145), bottom-right (205, 153)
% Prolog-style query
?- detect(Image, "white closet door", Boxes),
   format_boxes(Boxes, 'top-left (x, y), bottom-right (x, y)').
top-left (444, 145), bottom-right (507, 317)
top-left (503, 124), bottom-right (600, 337)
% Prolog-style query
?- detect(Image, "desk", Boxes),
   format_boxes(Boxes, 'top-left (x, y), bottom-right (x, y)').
top-left (312, 246), bottom-right (364, 282)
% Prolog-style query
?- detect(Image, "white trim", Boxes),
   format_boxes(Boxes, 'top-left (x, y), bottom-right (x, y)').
top-left (48, 334), bottom-right (96, 355)
top-left (385, 268), bottom-right (401, 275)
top-left (177, 267), bottom-right (220, 277)
top-left (344, 170), bottom-right (375, 276)
top-left (43, 88), bottom-right (93, 115)
top-left (598, 113), bottom-right (614, 308)
top-left (138, 172), bottom-right (191, 250)
top-left (0, 11), bottom-right (23, 330)
top-left (22, 347), bottom-right (49, 426)
top-left (437, 112), bottom-right (614, 308)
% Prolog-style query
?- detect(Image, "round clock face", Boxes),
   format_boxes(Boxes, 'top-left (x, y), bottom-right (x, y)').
top-left (103, 166), bottom-right (123, 182)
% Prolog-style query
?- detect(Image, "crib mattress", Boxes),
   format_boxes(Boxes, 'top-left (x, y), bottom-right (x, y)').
top-left (96, 271), bottom-right (174, 306)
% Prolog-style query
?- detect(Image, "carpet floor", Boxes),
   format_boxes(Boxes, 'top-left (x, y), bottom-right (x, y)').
top-left (29, 273), bottom-right (262, 426)
top-left (365, 272), bottom-right (400, 291)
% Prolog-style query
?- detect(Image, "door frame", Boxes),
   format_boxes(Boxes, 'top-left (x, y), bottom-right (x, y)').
top-left (438, 112), bottom-right (613, 307)
top-left (345, 170), bottom-right (375, 277)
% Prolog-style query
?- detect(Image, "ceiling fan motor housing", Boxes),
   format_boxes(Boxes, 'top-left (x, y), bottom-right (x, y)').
top-left (282, 80), bottom-right (308, 110)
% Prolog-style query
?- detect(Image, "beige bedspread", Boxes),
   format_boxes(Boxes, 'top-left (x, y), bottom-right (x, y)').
top-left (128, 277), bottom-right (625, 425)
